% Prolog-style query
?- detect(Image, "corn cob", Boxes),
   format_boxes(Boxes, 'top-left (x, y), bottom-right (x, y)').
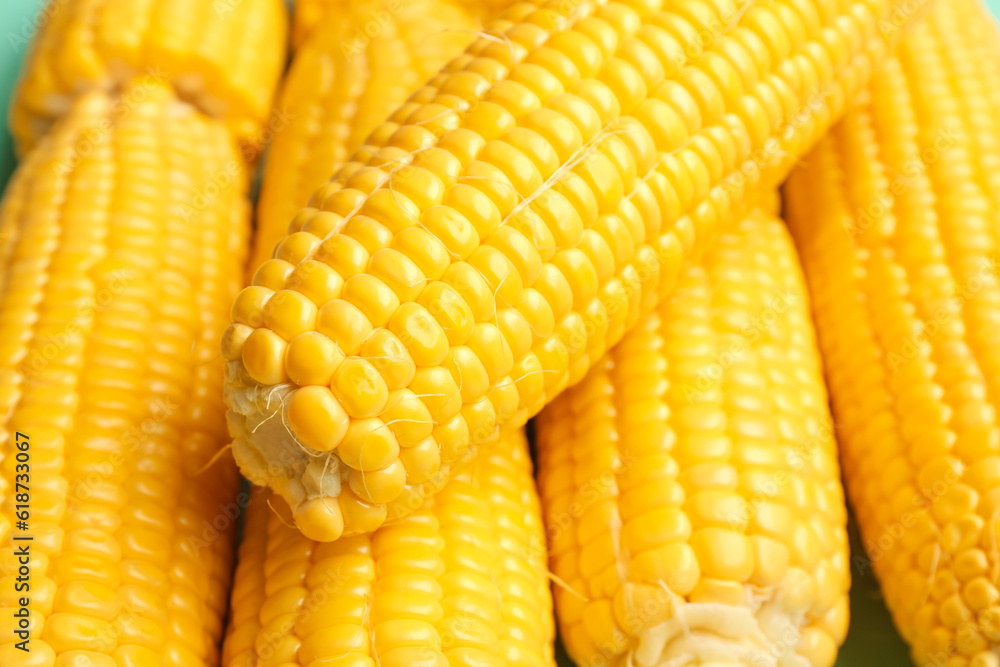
top-left (784, 1), bottom-right (1000, 664)
top-left (0, 80), bottom-right (249, 667)
top-left (534, 204), bottom-right (848, 667)
top-left (10, 0), bottom-right (289, 161)
top-left (221, 427), bottom-right (554, 667)
top-left (292, 0), bottom-right (514, 48)
top-left (252, 0), bottom-right (480, 272)
top-left (224, 0), bottom-right (922, 542)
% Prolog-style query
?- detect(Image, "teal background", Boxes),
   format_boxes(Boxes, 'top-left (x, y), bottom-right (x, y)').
top-left (2, 1), bottom-right (1000, 666)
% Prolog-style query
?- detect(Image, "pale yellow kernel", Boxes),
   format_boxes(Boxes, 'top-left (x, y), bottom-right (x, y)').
top-left (361, 329), bottom-right (416, 391)
top-left (276, 231), bottom-right (321, 264)
top-left (263, 290), bottom-right (319, 341)
top-left (316, 299), bottom-right (373, 357)
top-left (392, 227), bottom-right (451, 281)
top-left (341, 273), bottom-right (400, 329)
top-left (964, 578), bottom-right (1000, 611)
top-left (399, 438), bottom-right (441, 485)
top-left (338, 487), bottom-right (388, 536)
top-left (286, 260), bottom-right (345, 306)
top-left (420, 205), bottom-right (479, 260)
top-left (253, 259), bottom-right (295, 291)
top-left (287, 386), bottom-right (350, 453)
top-left (417, 282), bottom-right (475, 346)
top-left (389, 302), bottom-right (450, 368)
top-left (330, 358), bottom-right (389, 419)
top-left (379, 389), bottom-right (435, 447)
top-left (286, 332), bottom-right (345, 387)
top-left (294, 497), bottom-right (344, 543)
top-left (316, 234), bottom-right (370, 278)
top-left (338, 419), bottom-right (400, 471)
top-left (369, 248), bottom-right (427, 302)
top-left (242, 329), bottom-right (289, 385)
top-left (629, 543), bottom-right (700, 595)
top-left (349, 460), bottom-right (407, 505)
top-left (690, 528), bottom-right (755, 582)
top-left (435, 414), bottom-right (471, 463)
top-left (221, 323), bottom-right (253, 362)
top-left (232, 285), bottom-right (274, 327)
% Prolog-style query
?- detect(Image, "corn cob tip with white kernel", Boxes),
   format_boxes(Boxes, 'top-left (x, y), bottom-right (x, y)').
top-left (536, 204), bottom-right (849, 667)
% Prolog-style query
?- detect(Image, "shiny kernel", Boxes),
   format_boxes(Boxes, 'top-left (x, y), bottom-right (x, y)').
top-left (338, 419), bottom-right (400, 471)
top-left (242, 329), bottom-right (289, 385)
top-left (410, 366), bottom-right (462, 423)
top-left (349, 460), bottom-right (407, 505)
top-left (380, 389), bottom-right (434, 447)
top-left (263, 290), bottom-right (318, 341)
top-left (391, 227), bottom-right (451, 281)
top-left (294, 497), bottom-right (344, 543)
top-left (399, 438), bottom-right (441, 484)
top-left (467, 244), bottom-right (524, 307)
top-left (316, 300), bottom-right (373, 357)
top-left (341, 215), bottom-right (393, 254)
top-left (300, 211), bottom-right (342, 238)
top-left (419, 205), bottom-right (480, 261)
top-left (360, 330), bottom-right (415, 391)
top-left (330, 358), bottom-right (389, 419)
top-left (287, 387), bottom-right (349, 452)
top-left (232, 286), bottom-right (273, 328)
top-left (435, 414), bottom-right (470, 463)
top-left (442, 183), bottom-right (503, 242)
top-left (286, 332), bottom-right (345, 387)
top-left (389, 302), bottom-right (450, 368)
top-left (441, 262), bottom-right (496, 323)
top-left (338, 487), bottom-right (388, 536)
top-left (444, 346), bottom-right (491, 403)
top-left (221, 323), bottom-right (253, 362)
top-left (341, 273), bottom-right (400, 329)
top-left (467, 323), bottom-right (515, 384)
top-left (286, 260), bottom-right (344, 306)
top-left (276, 232), bottom-right (321, 264)
top-left (369, 249), bottom-right (427, 302)
top-left (253, 259), bottom-right (295, 291)
top-left (417, 282), bottom-right (475, 346)
top-left (316, 234), bottom-right (370, 278)
top-left (690, 528), bottom-right (755, 582)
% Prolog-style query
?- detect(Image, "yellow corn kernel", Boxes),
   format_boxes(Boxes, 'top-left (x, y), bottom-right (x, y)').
top-left (226, 0), bottom-right (924, 541)
top-left (0, 82), bottom-right (249, 667)
top-left (784, 2), bottom-right (1000, 665)
top-left (221, 430), bottom-right (554, 667)
top-left (10, 0), bottom-right (288, 161)
top-left (536, 207), bottom-right (849, 667)
top-left (252, 0), bottom-right (481, 273)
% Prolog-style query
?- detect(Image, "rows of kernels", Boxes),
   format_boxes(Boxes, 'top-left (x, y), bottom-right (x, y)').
top-left (222, 429), bottom-right (554, 667)
top-left (292, 0), bottom-right (518, 48)
top-left (784, 2), bottom-right (1000, 664)
top-left (536, 209), bottom-right (849, 667)
top-left (225, 0), bottom-right (922, 539)
top-left (0, 84), bottom-right (248, 667)
top-left (252, 0), bottom-right (480, 272)
top-left (10, 0), bottom-right (288, 159)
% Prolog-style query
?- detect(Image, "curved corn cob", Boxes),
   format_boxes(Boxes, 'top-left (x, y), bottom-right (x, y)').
top-left (221, 428), bottom-right (554, 667)
top-left (10, 0), bottom-right (288, 161)
top-left (292, 0), bottom-right (514, 48)
top-left (535, 206), bottom-right (848, 667)
top-left (785, 1), bottom-right (1000, 664)
top-left (252, 0), bottom-right (480, 272)
top-left (0, 81), bottom-right (249, 667)
top-left (223, 0), bottom-right (921, 542)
